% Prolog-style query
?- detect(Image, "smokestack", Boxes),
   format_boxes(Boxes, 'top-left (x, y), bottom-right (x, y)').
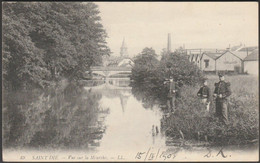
top-left (167, 33), bottom-right (171, 53)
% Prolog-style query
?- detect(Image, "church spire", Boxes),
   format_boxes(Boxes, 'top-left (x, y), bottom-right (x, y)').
top-left (120, 37), bottom-right (128, 57)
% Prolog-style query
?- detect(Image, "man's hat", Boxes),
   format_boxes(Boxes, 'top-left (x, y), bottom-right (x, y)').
top-left (218, 72), bottom-right (225, 77)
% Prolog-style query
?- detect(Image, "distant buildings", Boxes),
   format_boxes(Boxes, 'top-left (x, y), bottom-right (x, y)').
top-left (164, 34), bottom-right (258, 75)
top-left (199, 52), bottom-right (221, 71)
top-left (103, 38), bottom-right (134, 68)
top-left (186, 45), bottom-right (258, 75)
top-left (243, 49), bottom-right (258, 75)
top-left (120, 38), bottom-right (128, 57)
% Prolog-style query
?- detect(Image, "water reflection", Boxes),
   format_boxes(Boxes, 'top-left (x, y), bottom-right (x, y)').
top-left (3, 78), bottom-right (167, 153)
top-left (97, 93), bottom-right (165, 153)
top-left (3, 82), bottom-right (106, 150)
top-left (84, 78), bottom-right (166, 153)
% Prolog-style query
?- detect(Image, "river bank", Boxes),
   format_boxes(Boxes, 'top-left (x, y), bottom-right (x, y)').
top-left (161, 75), bottom-right (258, 147)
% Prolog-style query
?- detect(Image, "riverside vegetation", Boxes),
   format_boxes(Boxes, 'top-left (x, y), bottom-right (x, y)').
top-left (131, 48), bottom-right (259, 147)
top-left (3, 2), bottom-right (258, 149)
top-left (2, 2), bottom-right (110, 149)
top-left (3, 2), bottom-right (110, 91)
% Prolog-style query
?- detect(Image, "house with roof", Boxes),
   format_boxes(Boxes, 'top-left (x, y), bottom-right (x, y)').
top-left (243, 49), bottom-right (258, 75)
top-left (200, 52), bottom-right (222, 72)
top-left (106, 56), bottom-right (134, 67)
top-left (215, 50), bottom-right (244, 73)
top-left (187, 45), bottom-right (258, 74)
top-left (118, 57), bottom-right (134, 67)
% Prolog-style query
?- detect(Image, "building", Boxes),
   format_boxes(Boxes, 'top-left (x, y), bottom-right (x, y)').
top-left (188, 54), bottom-right (193, 62)
top-left (243, 49), bottom-right (258, 75)
top-left (120, 38), bottom-right (128, 57)
top-left (200, 52), bottom-right (222, 72)
top-left (200, 50), bottom-right (244, 73)
top-left (105, 38), bottom-right (134, 68)
top-left (191, 54), bottom-right (198, 64)
top-left (118, 58), bottom-right (134, 67)
top-left (187, 45), bottom-right (258, 74)
top-left (195, 54), bottom-right (202, 68)
top-left (215, 51), bottom-right (243, 73)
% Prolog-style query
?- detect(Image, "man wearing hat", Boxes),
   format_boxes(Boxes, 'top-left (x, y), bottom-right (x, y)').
top-left (213, 72), bottom-right (232, 124)
top-left (197, 77), bottom-right (211, 112)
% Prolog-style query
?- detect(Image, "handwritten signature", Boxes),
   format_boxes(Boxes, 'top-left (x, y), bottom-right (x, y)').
top-left (204, 147), bottom-right (231, 158)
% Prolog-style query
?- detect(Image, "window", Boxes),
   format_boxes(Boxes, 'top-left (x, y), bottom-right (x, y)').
top-left (204, 59), bottom-right (209, 68)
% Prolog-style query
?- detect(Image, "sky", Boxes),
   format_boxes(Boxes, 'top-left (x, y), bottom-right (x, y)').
top-left (96, 2), bottom-right (258, 57)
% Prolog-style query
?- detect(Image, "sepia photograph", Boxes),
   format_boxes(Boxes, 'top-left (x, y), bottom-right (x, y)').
top-left (2, 1), bottom-right (259, 162)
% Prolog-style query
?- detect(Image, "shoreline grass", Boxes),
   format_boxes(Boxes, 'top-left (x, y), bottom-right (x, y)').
top-left (162, 75), bottom-right (259, 146)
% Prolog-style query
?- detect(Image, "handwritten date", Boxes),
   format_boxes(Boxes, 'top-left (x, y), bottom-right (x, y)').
top-left (135, 147), bottom-right (179, 161)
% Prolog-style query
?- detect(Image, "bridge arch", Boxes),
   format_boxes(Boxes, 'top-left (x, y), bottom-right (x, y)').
top-left (90, 66), bottom-right (132, 78)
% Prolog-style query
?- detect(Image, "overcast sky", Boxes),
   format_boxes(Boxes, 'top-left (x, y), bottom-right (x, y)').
top-left (96, 2), bottom-right (258, 57)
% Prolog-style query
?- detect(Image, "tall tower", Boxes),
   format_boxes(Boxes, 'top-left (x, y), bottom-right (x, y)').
top-left (120, 38), bottom-right (128, 57)
top-left (167, 33), bottom-right (171, 53)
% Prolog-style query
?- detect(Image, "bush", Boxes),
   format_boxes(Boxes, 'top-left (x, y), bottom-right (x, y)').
top-left (131, 49), bottom-right (204, 106)
top-left (159, 52), bottom-right (204, 86)
top-left (162, 76), bottom-right (259, 146)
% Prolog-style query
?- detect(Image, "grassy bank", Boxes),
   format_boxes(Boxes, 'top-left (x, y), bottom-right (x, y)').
top-left (163, 75), bottom-right (259, 146)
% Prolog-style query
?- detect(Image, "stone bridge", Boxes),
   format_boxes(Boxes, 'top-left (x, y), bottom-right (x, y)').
top-left (90, 66), bottom-right (132, 78)
top-left (83, 78), bottom-right (131, 90)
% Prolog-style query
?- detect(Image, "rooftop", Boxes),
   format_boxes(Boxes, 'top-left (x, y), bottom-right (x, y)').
top-left (244, 49), bottom-right (259, 61)
top-left (231, 51), bottom-right (249, 60)
top-left (203, 52), bottom-right (223, 60)
top-left (238, 46), bottom-right (258, 52)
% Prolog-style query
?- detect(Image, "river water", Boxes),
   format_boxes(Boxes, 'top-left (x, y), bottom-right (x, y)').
top-left (84, 78), bottom-right (167, 153)
top-left (2, 78), bottom-right (258, 161)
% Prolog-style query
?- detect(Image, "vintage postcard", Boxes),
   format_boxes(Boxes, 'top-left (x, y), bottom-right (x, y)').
top-left (2, 1), bottom-right (259, 162)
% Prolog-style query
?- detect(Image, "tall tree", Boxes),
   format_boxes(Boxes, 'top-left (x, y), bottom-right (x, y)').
top-left (131, 47), bottom-right (159, 83)
top-left (2, 2), bottom-right (110, 90)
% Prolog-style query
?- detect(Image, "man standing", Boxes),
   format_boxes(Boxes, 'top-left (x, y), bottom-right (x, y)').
top-left (213, 72), bottom-right (231, 124)
top-left (164, 76), bottom-right (177, 113)
top-left (197, 78), bottom-right (211, 112)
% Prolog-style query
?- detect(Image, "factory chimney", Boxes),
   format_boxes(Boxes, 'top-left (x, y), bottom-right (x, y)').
top-left (167, 33), bottom-right (171, 53)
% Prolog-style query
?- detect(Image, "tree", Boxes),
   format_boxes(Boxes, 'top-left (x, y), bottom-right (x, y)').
top-left (131, 47), bottom-right (159, 83)
top-left (131, 48), bottom-right (204, 106)
top-left (159, 51), bottom-right (203, 86)
top-left (2, 2), bottom-right (110, 90)
top-left (2, 2), bottom-right (50, 89)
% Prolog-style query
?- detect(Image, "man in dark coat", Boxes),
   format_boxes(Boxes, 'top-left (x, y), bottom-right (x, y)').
top-left (213, 72), bottom-right (232, 124)
top-left (164, 76), bottom-right (177, 113)
top-left (197, 77), bottom-right (211, 111)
